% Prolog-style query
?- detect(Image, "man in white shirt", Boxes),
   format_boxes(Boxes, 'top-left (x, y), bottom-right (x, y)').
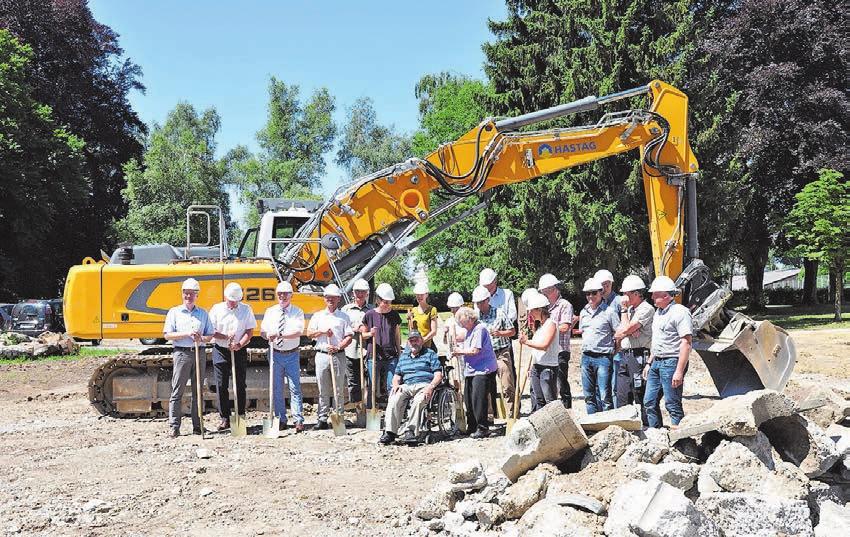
top-left (307, 284), bottom-right (353, 430)
top-left (163, 278), bottom-right (214, 438)
top-left (340, 278), bottom-right (373, 405)
top-left (260, 281), bottom-right (305, 432)
top-left (209, 282), bottom-right (256, 431)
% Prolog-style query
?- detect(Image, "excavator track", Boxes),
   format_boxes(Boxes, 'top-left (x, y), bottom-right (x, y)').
top-left (88, 347), bottom-right (319, 418)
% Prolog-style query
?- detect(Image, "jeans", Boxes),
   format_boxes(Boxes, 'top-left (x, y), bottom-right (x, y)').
top-left (581, 352), bottom-right (614, 414)
top-left (212, 345), bottom-right (247, 418)
top-left (366, 358), bottom-right (398, 408)
top-left (643, 358), bottom-right (688, 428)
top-left (272, 349), bottom-right (303, 425)
top-left (610, 352), bottom-right (621, 407)
top-left (530, 364), bottom-right (558, 411)
top-left (556, 350), bottom-right (572, 408)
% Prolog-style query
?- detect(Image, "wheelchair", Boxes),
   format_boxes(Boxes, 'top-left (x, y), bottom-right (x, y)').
top-left (402, 362), bottom-right (461, 445)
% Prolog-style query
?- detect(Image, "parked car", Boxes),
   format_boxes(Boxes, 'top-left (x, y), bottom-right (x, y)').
top-left (10, 299), bottom-right (65, 337)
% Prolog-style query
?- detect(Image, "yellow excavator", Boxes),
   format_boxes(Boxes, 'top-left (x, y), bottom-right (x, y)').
top-left (65, 80), bottom-right (796, 417)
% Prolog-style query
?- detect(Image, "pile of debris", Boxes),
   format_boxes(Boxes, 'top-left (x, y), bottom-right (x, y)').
top-left (0, 331), bottom-right (78, 359)
top-left (412, 389), bottom-right (850, 536)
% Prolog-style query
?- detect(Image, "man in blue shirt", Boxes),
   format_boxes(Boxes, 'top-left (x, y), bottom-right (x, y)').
top-left (163, 278), bottom-right (214, 437)
top-left (578, 277), bottom-right (621, 414)
top-left (379, 330), bottom-right (443, 445)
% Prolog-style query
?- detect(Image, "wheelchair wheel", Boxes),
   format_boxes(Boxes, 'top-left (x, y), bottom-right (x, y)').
top-left (432, 386), bottom-right (459, 436)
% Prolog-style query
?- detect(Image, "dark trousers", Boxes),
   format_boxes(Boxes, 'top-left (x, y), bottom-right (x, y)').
top-left (212, 345), bottom-right (247, 418)
top-left (616, 348), bottom-right (649, 425)
top-left (465, 372), bottom-right (495, 433)
top-left (346, 357), bottom-right (363, 403)
top-left (556, 350), bottom-right (572, 408)
top-left (531, 363), bottom-right (559, 411)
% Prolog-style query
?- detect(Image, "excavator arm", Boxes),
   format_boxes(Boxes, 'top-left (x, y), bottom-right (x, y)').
top-left (276, 79), bottom-right (794, 398)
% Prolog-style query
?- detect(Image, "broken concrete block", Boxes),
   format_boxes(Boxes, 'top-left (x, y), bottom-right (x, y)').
top-left (578, 404), bottom-right (642, 432)
top-left (670, 389), bottom-right (797, 442)
top-left (546, 460), bottom-right (628, 506)
top-left (414, 483), bottom-right (459, 520)
top-left (701, 440), bottom-right (809, 500)
top-left (616, 437), bottom-right (669, 470)
top-left (517, 500), bottom-right (594, 537)
top-left (605, 479), bottom-right (718, 537)
top-left (500, 401), bottom-right (588, 482)
top-left (497, 465), bottom-right (549, 520)
top-left (474, 503), bottom-right (504, 530)
top-left (697, 493), bottom-right (814, 537)
top-left (825, 424), bottom-right (850, 459)
top-left (630, 462), bottom-right (700, 491)
top-left (547, 493), bottom-right (605, 515)
top-left (814, 500), bottom-right (850, 537)
top-left (579, 425), bottom-right (635, 468)
top-left (761, 414), bottom-right (840, 478)
top-left (732, 430), bottom-right (776, 469)
top-left (447, 459), bottom-right (484, 484)
top-left (808, 481), bottom-right (845, 526)
top-left (797, 386), bottom-right (850, 428)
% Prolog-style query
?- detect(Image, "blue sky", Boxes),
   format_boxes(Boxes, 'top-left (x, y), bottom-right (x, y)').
top-left (89, 1), bottom-right (507, 223)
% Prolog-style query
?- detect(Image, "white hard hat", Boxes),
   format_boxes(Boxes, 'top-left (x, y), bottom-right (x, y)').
top-left (375, 283), bottom-right (395, 301)
top-left (352, 278), bottom-right (370, 291)
top-left (181, 278), bottom-right (200, 292)
top-left (526, 291), bottom-right (550, 310)
top-left (594, 269), bottom-right (614, 283)
top-left (446, 292), bottom-right (464, 308)
top-left (537, 273), bottom-right (561, 290)
top-left (582, 278), bottom-right (604, 292)
top-left (620, 275), bottom-right (647, 293)
top-left (479, 268), bottom-right (497, 286)
top-left (648, 276), bottom-right (678, 293)
top-left (520, 288), bottom-right (537, 306)
top-left (275, 281), bottom-right (294, 293)
top-left (413, 281), bottom-right (429, 295)
top-left (324, 284), bottom-right (342, 297)
top-left (224, 282), bottom-right (243, 301)
top-left (472, 285), bottom-right (491, 303)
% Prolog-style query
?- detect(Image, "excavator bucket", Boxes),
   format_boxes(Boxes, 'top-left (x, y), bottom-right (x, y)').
top-left (693, 313), bottom-right (796, 398)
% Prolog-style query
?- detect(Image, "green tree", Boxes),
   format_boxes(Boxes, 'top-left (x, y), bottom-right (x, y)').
top-left (785, 169), bottom-right (849, 320)
top-left (0, 30), bottom-right (87, 300)
top-left (335, 97), bottom-right (414, 288)
top-left (1, 0), bottom-right (147, 262)
top-left (114, 103), bottom-right (231, 246)
top-left (336, 97), bottom-right (412, 179)
top-left (228, 78), bottom-right (335, 225)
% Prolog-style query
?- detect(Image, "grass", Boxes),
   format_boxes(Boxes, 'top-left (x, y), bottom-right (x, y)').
top-left (744, 304), bottom-right (850, 330)
top-left (0, 346), bottom-right (131, 365)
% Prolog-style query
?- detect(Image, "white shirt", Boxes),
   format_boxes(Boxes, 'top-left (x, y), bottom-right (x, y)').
top-left (621, 300), bottom-right (655, 350)
top-left (261, 303), bottom-right (305, 352)
top-left (308, 308), bottom-right (353, 354)
top-left (531, 318), bottom-right (560, 367)
top-left (475, 287), bottom-right (517, 324)
top-left (209, 302), bottom-right (256, 348)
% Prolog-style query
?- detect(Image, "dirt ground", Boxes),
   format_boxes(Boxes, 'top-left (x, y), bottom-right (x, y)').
top-left (0, 329), bottom-right (847, 536)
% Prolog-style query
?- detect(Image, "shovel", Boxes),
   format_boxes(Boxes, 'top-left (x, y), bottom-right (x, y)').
top-left (494, 371), bottom-right (507, 420)
top-left (193, 343), bottom-right (208, 440)
top-left (328, 354), bottom-right (346, 436)
top-left (355, 334), bottom-right (367, 427)
top-left (230, 349), bottom-right (247, 437)
top-left (263, 343), bottom-right (280, 438)
top-left (506, 343), bottom-right (524, 434)
top-left (450, 324), bottom-right (468, 434)
top-left (365, 339), bottom-right (382, 431)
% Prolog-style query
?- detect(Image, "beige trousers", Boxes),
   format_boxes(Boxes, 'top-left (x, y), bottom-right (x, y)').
top-left (385, 382), bottom-right (431, 436)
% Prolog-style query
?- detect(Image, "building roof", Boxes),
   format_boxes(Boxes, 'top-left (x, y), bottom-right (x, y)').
top-left (731, 268), bottom-right (801, 291)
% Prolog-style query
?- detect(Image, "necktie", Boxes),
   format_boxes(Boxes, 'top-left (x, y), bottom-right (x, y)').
top-left (277, 306), bottom-right (287, 350)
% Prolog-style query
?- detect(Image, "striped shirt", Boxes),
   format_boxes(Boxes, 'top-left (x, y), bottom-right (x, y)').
top-left (478, 306), bottom-right (512, 351)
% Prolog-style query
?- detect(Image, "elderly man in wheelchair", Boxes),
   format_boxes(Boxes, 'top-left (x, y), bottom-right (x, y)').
top-left (379, 329), bottom-right (445, 445)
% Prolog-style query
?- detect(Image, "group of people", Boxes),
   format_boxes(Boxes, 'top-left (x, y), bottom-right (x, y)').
top-left (162, 266), bottom-right (693, 441)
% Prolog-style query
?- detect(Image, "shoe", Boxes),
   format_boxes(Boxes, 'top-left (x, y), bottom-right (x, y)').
top-left (192, 427), bottom-right (204, 435)
top-left (470, 427), bottom-right (489, 439)
top-left (278, 422), bottom-right (289, 431)
top-left (295, 423), bottom-right (305, 433)
top-left (402, 430), bottom-right (418, 444)
top-left (313, 421), bottom-right (329, 431)
top-left (378, 431), bottom-right (397, 445)
top-left (169, 428), bottom-right (180, 438)
top-left (218, 417), bottom-right (230, 431)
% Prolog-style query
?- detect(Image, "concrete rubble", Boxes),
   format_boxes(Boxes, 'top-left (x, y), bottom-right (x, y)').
top-left (578, 404), bottom-right (643, 432)
top-left (0, 331), bottom-right (78, 359)
top-left (410, 397), bottom-right (850, 536)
